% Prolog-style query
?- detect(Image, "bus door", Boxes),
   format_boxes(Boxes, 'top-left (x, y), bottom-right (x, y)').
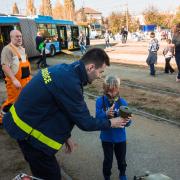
top-left (85, 27), bottom-right (90, 45)
top-left (71, 26), bottom-right (79, 49)
top-left (58, 26), bottom-right (67, 50)
top-left (0, 25), bottom-right (13, 57)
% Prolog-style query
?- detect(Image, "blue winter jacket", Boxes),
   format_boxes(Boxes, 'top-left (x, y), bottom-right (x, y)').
top-left (3, 60), bottom-right (111, 156)
top-left (96, 95), bottom-right (131, 143)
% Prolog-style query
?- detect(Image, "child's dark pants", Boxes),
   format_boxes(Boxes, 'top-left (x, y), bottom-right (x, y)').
top-left (102, 140), bottom-right (127, 178)
top-left (165, 58), bottom-right (174, 73)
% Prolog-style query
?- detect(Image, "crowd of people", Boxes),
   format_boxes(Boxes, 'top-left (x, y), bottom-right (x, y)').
top-left (146, 23), bottom-right (180, 82)
top-left (103, 24), bottom-right (180, 82)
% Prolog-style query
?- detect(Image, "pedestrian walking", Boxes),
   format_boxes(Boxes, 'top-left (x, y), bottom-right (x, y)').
top-left (35, 32), bottom-right (47, 68)
top-left (3, 48), bottom-right (127, 180)
top-left (0, 30), bottom-right (31, 128)
top-left (146, 32), bottom-right (159, 77)
top-left (124, 27), bottom-right (128, 43)
top-left (79, 31), bottom-right (86, 55)
top-left (163, 39), bottom-right (174, 74)
top-left (172, 23), bottom-right (180, 82)
top-left (96, 75), bottom-right (132, 180)
top-left (104, 30), bottom-right (110, 48)
top-left (121, 26), bottom-right (125, 44)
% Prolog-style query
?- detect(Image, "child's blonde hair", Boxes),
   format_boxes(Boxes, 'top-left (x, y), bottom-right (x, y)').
top-left (103, 75), bottom-right (120, 89)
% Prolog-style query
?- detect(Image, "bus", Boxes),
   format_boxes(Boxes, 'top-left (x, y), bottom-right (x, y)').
top-left (90, 24), bottom-right (101, 38)
top-left (0, 15), bottom-right (90, 58)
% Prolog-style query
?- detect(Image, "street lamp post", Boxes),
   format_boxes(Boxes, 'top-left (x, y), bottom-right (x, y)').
top-left (126, 0), bottom-right (128, 31)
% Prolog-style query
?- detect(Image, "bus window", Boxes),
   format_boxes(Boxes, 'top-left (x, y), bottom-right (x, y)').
top-left (37, 23), bottom-right (58, 42)
top-left (13, 23), bottom-right (21, 31)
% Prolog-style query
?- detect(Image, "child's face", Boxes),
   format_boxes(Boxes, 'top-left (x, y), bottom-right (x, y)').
top-left (103, 86), bottom-right (120, 102)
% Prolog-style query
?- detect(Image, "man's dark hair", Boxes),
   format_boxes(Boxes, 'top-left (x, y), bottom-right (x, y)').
top-left (81, 48), bottom-right (110, 69)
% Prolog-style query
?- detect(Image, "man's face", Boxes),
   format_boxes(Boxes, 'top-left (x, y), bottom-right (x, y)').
top-left (87, 63), bottom-right (106, 84)
top-left (11, 31), bottom-right (22, 47)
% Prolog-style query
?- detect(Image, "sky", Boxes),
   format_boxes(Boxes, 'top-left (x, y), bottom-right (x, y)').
top-left (0, 0), bottom-right (179, 17)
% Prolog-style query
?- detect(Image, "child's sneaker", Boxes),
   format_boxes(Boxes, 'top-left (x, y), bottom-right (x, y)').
top-left (176, 76), bottom-right (180, 82)
top-left (119, 175), bottom-right (127, 180)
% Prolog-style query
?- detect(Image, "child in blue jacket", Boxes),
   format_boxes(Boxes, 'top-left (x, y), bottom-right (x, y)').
top-left (96, 75), bottom-right (132, 180)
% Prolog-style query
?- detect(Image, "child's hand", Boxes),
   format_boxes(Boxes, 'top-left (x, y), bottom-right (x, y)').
top-left (126, 114), bottom-right (132, 123)
top-left (106, 104), bottom-right (115, 118)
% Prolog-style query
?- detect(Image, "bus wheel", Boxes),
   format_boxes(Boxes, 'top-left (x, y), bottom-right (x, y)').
top-left (49, 45), bottom-right (56, 57)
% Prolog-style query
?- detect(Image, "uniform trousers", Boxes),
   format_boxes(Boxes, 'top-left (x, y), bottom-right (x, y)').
top-left (17, 140), bottom-right (61, 180)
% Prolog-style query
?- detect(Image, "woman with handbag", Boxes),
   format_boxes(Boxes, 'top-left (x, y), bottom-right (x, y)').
top-left (163, 39), bottom-right (175, 74)
top-left (172, 23), bottom-right (180, 82)
top-left (79, 31), bottom-right (87, 55)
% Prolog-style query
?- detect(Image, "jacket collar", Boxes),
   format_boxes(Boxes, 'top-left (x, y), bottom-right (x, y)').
top-left (72, 59), bottom-right (87, 85)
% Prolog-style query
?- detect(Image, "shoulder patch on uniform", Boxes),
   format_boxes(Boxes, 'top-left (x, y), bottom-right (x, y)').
top-left (42, 68), bottom-right (52, 84)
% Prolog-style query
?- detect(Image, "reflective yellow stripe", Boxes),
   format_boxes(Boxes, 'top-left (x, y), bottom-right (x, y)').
top-left (10, 105), bottom-right (62, 150)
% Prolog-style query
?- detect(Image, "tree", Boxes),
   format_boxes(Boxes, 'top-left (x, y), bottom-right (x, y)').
top-left (131, 16), bottom-right (141, 32)
top-left (101, 16), bottom-right (110, 29)
top-left (142, 4), bottom-right (166, 26)
top-left (39, 0), bottom-right (52, 16)
top-left (63, 0), bottom-right (75, 20)
top-left (163, 10), bottom-right (176, 29)
top-left (109, 11), bottom-right (124, 34)
top-left (174, 5), bottom-right (180, 24)
top-left (12, 3), bottom-right (19, 14)
top-left (80, 6), bottom-right (87, 22)
top-left (52, 0), bottom-right (64, 20)
top-left (26, 0), bottom-right (36, 15)
top-left (122, 10), bottom-right (135, 31)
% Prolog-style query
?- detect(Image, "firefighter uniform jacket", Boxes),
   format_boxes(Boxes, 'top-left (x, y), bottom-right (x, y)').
top-left (3, 60), bottom-right (111, 156)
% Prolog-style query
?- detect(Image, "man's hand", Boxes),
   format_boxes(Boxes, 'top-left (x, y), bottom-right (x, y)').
top-left (109, 117), bottom-right (127, 128)
top-left (64, 137), bottom-right (74, 155)
top-left (126, 114), bottom-right (132, 123)
top-left (12, 79), bottom-right (21, 90)
top-left (106, 104), bottom-right (115, 118)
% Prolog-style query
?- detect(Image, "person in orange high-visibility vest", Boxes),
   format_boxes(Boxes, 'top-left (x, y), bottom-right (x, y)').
top-left (0, 30), bottom-right (31, 128)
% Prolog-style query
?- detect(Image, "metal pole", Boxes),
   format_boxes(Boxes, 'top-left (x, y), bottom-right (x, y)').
top-left (126, 0), bottom-right (128, 31)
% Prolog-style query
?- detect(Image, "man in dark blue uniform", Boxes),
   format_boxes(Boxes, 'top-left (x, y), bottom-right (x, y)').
top-left (3, 48), bottom-right (128, 180)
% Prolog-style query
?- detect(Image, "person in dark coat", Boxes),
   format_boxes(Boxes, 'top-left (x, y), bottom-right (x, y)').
top-left (3, 48), bottom-right (128, 180)
top-left (121, 26), bottom-right (125, 44)
top-left (35, 32), bottom-right (46, 68)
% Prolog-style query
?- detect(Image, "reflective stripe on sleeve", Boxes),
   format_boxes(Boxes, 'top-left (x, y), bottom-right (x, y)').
top-left (10, 105), bottom-right (62, 150)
